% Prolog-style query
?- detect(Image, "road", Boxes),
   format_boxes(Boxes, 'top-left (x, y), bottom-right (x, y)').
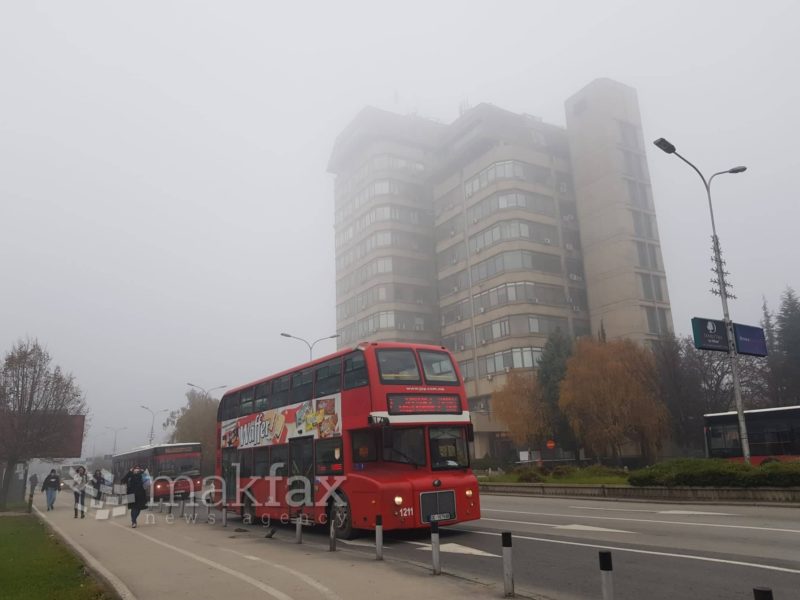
top-left (35, 492), bottom-right (800, 599)
top-left (296, 494), bottom-right (800, 599)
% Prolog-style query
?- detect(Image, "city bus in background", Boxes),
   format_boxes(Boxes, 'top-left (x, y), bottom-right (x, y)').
top-left (216, 341), bottom-right (480, 538)
top-left (112, 443), bottom-right (203, 499)
top-left (704, 405), bottom-right (800, 464)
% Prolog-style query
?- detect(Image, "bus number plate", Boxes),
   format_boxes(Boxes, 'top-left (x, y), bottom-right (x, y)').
top-left (429, 513), bottom-right (451, 522)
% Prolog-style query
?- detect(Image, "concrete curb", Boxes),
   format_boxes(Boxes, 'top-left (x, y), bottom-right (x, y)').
top-left (33, 506), bottom-right (137, 600)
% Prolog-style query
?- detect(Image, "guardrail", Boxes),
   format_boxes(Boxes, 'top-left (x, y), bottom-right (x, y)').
top-left (479, 482), bottom-right (800, 503)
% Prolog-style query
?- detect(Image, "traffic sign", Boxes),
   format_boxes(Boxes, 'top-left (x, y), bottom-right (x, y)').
top-left (546, 440), bottom-right (556, 450)
top-left (733, 323), bottom-right (768, 357)
top-left (691, 318), bottom-right (729, 352)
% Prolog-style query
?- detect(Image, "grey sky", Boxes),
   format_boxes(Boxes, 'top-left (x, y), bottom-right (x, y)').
top-left (2, 1), bottom-right (798, 455)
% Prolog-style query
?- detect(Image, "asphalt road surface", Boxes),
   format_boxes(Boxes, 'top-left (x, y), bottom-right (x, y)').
top-left (258, 494), bottom-right (800, 600)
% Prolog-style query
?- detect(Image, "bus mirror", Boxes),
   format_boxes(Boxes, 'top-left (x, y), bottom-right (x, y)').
top-left (382, 426), bottom-right (394, 449)
top-left (467, 424), bottom-right (475, 443)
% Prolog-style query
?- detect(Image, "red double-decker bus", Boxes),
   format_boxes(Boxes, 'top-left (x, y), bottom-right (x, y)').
top-left (112, 443), bottom-right (203, 500)
top-left (215, 341), bottom-right (480, 537)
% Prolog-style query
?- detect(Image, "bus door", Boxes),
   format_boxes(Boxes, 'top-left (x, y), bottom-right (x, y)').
top-left (221, 448), bottom-right (237, 503)
top-left (288, 437), bottom-right (314, 513)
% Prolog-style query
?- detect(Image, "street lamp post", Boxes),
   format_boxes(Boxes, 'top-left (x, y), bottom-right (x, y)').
top-left (280, 332), bottom-right (339, 361)
top-left (186, 383), bottom-right (227, 397)
top-left (653, 137), bottom-right (751, 463)
top-left (140, 405), bottom-right (169, 446)
top-left (105, 426), bottom-right (127, 455)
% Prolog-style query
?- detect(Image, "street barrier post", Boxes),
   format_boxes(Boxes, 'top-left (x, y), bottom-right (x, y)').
top-left (502, 531), bottom-right (514, 597)
top-left (431, 521), bottom-right (441, 575)
top-left (329, 512), bottom-right (336, 551)
top-left (179, 500), bottom-right (185, 518)
top-left (222, 506), bottom-right (227, 527)
top-left (375, 515), bottom-right (384, 561)
top-left (159, 499), bottom-right (163, 513)
top-left (295, 512), bottom-right (303, 544)
top-left (753, 588), bottom-right (774, 600)
top-left (599, 551), bottom-right (614, 600)
top-left (191, 498), bottom-right (197, 520)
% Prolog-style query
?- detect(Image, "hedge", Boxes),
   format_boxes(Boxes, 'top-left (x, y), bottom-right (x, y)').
top-left (628, 458), bottom-right (800, 487)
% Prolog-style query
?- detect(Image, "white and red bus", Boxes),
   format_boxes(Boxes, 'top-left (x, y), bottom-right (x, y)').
top-left (704, 405), bottom-right (800, 464)
top-left (112, 443), bottom-right (203, 500)
top-left (216, 341), bottom-right (480, 537)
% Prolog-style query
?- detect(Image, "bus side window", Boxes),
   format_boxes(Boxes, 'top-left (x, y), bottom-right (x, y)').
top-left (240, 387), bottom-right (255, 416)
top-left (254, 447), bottom-right (270, 477)
top-left (291, 369), bottom-right (314, 403)
top-left (314, 358), bottom-right (342, 398)
top-left (271, 376), bottom-right (290, 408)
top-left (270, 445), bottom-right (288, 477)
top-left (254, 382), bottom-right (270, 412)
top-left (343, 353), bottom-right (369, 389)
top-left (351, 430), bottom-right (377, 462)
top-left (315, 438), bottom-right (343, 475)
top-left (223, 392), bottom-right (241, 420)
top-left (238, 448), bottom-right (253, 478)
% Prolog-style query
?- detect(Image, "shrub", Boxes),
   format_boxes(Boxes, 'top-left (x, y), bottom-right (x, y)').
top-left (472, 456), bottom-right (512, 471)
top-left (628, 458), bottom-right (800, 487)
top-left (550, 465), bottom-right (578, 478)
top-left (514, 466), bottom-right (545, 483)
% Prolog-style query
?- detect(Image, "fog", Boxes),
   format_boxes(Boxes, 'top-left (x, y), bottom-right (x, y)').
top-left (1, 1), bottom-right (798, 455)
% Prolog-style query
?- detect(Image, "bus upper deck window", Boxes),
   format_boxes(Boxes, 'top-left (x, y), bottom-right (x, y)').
top-left (377, 349), bottom-right (421, 384)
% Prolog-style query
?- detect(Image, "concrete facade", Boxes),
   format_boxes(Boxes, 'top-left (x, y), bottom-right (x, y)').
top-left (329, 79), bottom-right (673, 459)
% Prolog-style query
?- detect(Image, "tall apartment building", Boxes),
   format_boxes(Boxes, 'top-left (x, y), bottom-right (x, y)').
top-left (329, 79), bottom-right (672, 458)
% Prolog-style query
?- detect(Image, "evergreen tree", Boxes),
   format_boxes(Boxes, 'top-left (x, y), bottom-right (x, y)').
top-left (538, 329), bottom-right (575, 454)
top-left (760, 297), bottom-right (782, 406)
top-left (775, 287), bottom-right (800, 405)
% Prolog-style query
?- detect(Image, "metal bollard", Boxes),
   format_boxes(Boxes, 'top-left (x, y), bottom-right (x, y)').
top-left (222, 506), bottom-right (227, 527)
top-left (295, 512), bottom-right (303, 544)
top-left (159, 499), bottom-right (163, 513)
top-left (431, 521), bottom-right (441, 575)
top-left (753, 589), bottom-right (774, 600)
top-left (599, 551), bottom-right (614, 600)
top-left (329, 512), bottom-right (336, 551)
top-left (180, 500), bottom-right (185, 518)
top-left (502, 531), bottom-right (514, 597)
top-left (192, 499), bottom-right (197, 520)
top-left (375, 515), bottom-right (384, 561)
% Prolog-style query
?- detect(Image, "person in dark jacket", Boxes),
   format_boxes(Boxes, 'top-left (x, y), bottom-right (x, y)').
top-left (41, 469), bottom-right (60, 511)
top-left (120, 465), bottom-right (148, 528)
top-left (91, 469), bottom-right (106, 503)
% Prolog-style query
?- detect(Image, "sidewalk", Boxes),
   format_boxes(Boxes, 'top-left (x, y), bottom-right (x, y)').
top-left (34, 495), bottom-right (499, 600)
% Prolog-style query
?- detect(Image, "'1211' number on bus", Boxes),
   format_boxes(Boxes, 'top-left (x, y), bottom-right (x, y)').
top-left (399, 507), bottom-right (414, 518)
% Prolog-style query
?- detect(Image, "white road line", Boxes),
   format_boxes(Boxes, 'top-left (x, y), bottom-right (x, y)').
top-left (554, 524), bottom-right (633, 534)
top-left (111, 522), bottom-right (295, 600)
top-left (455, 529), bottom-right (800, 576)
top-left (569, 506), bottom-right (656, 513)
top-left (482, 509), bottom-right (800, 534)
top-left (220, 547), bottom-right (343, 600)
top-left (407, 541), bottom-right (500, 557)
top-left (568, 506), bottom-right (736, 516)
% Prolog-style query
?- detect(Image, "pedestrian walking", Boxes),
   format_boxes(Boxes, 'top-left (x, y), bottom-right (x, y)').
top-left (41, 469), bottom-right (60, 511)
top-left (28, 473), bottom-right (39, 495)
top-left (73, 466), bottom-right (89, 519)
top-left (121, 465), bottom-right (147, 528)
top-left (91, 469), bottom-right (107, 503)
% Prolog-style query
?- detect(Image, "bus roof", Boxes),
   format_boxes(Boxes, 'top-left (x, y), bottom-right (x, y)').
top-left (703, 405), bottom-right (800, 418)
top-left (224, 341), bottom-right (451, 397)
top-left (112, 442), bottom-right (201, 459)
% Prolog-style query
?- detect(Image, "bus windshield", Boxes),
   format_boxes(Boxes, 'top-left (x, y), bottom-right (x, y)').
top-left (429, 426), bottom-right (469, 470)
top-left (384, 427), bottom-right (426, 466)
top-left (155, 455), bottom-right (201, 477)
top-left (377, 349), bottom-right (421, 383)
top-left (419, 351), bottom-right (459, 384)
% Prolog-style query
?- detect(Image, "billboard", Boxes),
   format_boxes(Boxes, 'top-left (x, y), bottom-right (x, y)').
top-left (0, 413), bottom-right (85, 460)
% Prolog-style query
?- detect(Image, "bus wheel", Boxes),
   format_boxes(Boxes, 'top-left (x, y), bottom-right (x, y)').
top-left (330, 496), bottom-right (355, 539)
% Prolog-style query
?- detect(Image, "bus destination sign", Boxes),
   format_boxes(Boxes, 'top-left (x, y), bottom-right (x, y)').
top-left (388, 394), bottom-right (462, 415)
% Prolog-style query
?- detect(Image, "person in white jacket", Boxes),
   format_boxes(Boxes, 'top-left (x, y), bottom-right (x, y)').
top-left (72, 466), bottom-right (89, 518)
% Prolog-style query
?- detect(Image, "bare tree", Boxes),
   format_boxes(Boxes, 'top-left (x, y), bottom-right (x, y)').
top-left (0, 339), bottom-right (86, 508)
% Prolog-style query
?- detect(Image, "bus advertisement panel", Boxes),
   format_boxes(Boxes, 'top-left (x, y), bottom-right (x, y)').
top-left (215, 342), bottom-right (480, 538)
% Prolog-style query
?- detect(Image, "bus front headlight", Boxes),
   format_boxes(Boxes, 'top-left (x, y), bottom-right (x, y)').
top-left (465, 489), bottom-right (474, 498)
top-left (394, 496), bottom-right (403, 506)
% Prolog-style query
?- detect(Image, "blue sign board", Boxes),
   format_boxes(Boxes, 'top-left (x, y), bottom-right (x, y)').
top-left (733, 323), bottom-right (768, 357)
top-left (691, 318), bottom-right (729, 352)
